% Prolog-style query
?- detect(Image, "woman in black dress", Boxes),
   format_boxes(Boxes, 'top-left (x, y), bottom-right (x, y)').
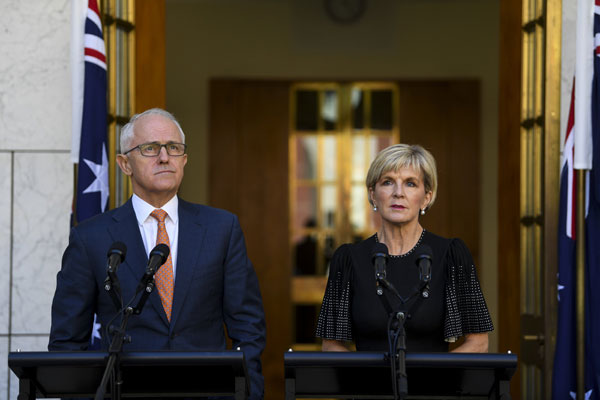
top-left (316, 144), bottom-right (493, 353)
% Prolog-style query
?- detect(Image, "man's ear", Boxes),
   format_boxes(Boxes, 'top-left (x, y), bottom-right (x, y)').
top-left (116, 154), bottom-right (132, 176)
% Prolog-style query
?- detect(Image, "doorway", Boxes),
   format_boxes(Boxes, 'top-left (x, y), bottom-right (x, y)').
top-left (209, 78), bottom-right (481, 398)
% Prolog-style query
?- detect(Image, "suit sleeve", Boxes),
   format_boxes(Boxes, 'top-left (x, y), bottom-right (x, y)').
top-left (48, 227), bottom-right (98, 350)
top-left (222, 215), bottom-right (266, 400)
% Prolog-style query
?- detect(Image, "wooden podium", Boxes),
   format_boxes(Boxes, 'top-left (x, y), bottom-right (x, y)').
top-left (284, 351), bottom-right (517, 399)
top-left (8, 351), bottom-right (249, 399)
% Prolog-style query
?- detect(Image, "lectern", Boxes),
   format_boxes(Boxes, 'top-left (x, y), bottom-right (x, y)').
top-left (284, 351), bottom-right (517, 399)
top-left (9, 351), bottom-right (249, 399)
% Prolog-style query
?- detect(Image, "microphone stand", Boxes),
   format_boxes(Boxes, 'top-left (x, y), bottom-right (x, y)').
top-left (94, 276), bottom-right (158, 400)
top-left (376, 276), bottom-right (430, 400)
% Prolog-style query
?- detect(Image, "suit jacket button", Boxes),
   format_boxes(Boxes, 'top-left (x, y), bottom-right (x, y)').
top-left (170, 333), bottom-right (176, 340)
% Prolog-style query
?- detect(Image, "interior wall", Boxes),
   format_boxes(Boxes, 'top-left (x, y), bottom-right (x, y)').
top-left (165, 0), bottom-right (500, 352)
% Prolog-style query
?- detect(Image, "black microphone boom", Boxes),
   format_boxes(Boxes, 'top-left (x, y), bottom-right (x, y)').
top-left (133, 243), bottom-right (170, 315)
top-left (136, 243), bottom-right (170, 292)
top-left (147, 243), bottom-right (170, 275)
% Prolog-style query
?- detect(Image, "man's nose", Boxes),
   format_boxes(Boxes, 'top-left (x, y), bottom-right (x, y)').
top-left (157, 146), bottom-right (170, 161)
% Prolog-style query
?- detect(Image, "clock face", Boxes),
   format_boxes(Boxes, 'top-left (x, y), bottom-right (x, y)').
top-left (324, 0), bottom-right (366, 24)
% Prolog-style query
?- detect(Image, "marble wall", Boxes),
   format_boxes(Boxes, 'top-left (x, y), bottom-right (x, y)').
top-left (0, 1), bottom-right (72, 399)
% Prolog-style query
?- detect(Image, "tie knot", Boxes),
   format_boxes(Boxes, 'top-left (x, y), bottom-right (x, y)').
top-left (150, 209), bottom-right (168, 223)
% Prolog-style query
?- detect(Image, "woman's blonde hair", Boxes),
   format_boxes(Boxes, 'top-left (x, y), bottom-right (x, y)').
top-left (366, 144), bottom-right (438, 210)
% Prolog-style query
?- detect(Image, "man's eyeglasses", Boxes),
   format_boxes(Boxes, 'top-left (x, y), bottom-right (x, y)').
top-left (123, 142), bottom-right (187, 157)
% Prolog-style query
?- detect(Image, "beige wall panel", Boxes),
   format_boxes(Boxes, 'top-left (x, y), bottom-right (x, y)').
top-left (11, 153), bottom-right (71, 334)
top-left (0, 0), bottom-right (71, 151)
top-left (0, 153), bottom-right (11, 335)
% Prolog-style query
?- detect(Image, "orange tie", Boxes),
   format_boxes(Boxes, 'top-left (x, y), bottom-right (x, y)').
top-left (150, 209), bottom-right (174, 321)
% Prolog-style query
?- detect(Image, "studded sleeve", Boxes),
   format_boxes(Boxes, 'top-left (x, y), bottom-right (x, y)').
top-left (315, 244), bottom-right (354, 341)
top-left (443, 238), bottom-right (494, 342)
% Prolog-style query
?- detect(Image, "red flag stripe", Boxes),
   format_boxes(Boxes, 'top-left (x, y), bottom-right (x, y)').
top-left (84, 48), bottom-right (106, 63)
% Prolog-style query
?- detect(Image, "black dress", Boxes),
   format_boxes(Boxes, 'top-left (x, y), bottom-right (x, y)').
top-left (315, 230), bottom-right (493, 352)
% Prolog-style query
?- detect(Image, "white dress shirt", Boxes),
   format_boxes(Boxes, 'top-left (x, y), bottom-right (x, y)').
top-left (131, 194), bottom-right (179, 277)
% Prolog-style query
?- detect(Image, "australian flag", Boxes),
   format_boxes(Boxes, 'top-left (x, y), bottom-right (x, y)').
top-left (73, 0), bottom-right (108, 350)
top-left (75, 0), bottom-right (109, 225)
top-left (552, 1), bottom-right (600, 398)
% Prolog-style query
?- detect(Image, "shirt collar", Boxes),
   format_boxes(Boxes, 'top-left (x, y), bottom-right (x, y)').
top-left (132, 194), bottom-right (179, 225)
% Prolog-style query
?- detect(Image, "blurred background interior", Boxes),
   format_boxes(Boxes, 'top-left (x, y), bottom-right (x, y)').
top-left (1, 0), bottom-right (566, 398)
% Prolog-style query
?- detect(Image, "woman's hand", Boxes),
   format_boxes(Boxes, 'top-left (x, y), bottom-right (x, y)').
top-left (451, 333), bottom-right (489, 353)
top-left (322, 339), bottom-right (351, 352)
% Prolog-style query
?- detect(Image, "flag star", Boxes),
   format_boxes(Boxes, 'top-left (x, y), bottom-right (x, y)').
top-left (557, 273), bottom-right (565, 301)
top-left (558, 283), bottom-right (565, 301)
top-left (91, 313), bottom-right (101, 344)
top-left (569, 390), bottom-right (593, 400)
top-left (82, 145), bottom-right (109, 212)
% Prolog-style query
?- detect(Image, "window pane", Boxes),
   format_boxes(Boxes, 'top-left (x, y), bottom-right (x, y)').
top-left (322, 136), bottom-right (337, 181)
top-left (323, 234), bottom-right (336, 273)
top-left (296, 90), bottom-right (318, 131)
top-left (295, 185), bottom-right (317, 232)
top-left (352, 136), bottom-right (366, 181)
top-left (369, 135), bottom-right (394, 163)
top-left (321, 184), bottom-right (337, 228)
top-left (322, 90), bottom-right (338, 131)
top-left (296, 136), bottom-right (317, 180)
top-left (351, 184), bottom-right (366, 231)
top-left (352, 88), bottom-right (364, 130)
top-left (371, 90), bottom-right (393, 130)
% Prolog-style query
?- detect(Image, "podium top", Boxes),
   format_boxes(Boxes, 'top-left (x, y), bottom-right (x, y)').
top-left (284, 352), bottom-right (517, 399)
top-left (9, 351), bottom-right (249, 398)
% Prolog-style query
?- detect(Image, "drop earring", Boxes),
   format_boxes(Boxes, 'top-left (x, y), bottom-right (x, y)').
top-left (373, 205), bottom-right (378, 211)
top-left (420, 208), bottom-right (426, 215)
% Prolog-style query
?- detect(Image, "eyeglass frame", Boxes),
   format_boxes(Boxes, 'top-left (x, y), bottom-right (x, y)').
top-left (122, 141), bottom-right (188, 157)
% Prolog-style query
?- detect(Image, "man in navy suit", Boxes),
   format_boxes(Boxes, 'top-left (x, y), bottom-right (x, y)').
top-left (49, 108), bottom-right (266, 399)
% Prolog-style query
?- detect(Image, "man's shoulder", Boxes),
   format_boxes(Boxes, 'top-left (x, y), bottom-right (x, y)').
top-left (75, 205), bottom-right (124, 229)
top-left (178, 198), bottom-right (237, 224)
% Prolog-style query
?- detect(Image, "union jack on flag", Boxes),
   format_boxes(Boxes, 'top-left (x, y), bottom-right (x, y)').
top-left (75, 0), bottom-right (109, 225)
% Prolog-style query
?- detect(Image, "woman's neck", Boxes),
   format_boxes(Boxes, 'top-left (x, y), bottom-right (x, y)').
top-left (378, 222), bottom-right (424, 256)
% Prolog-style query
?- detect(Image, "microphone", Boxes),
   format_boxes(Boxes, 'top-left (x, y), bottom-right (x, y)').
top-left (136, 243), bottom-right (170, 291)
top-left (372, 243), bottom-right (389, 296)
top-left (106, 242), bottom-right (127, 276)
top-left (133, 243), bottom-right (170, 315)
top-left (416, 244), bottom-right (433, 283)
top-left (104, 242), bottom-right (127, 311)
top-left (147, 243), bottom-right (170, 275)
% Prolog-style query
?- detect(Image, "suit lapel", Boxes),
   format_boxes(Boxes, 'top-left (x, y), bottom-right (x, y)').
top-left (170, 200), bottom-right (206, 327)
top-left (107, 199), bottom-right (170, 326)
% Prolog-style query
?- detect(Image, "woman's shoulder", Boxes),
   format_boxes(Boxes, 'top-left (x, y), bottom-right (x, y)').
top-left (422, 231), bottom-right (473, 264)
top-left (331, 235), bottom-right (377, 266)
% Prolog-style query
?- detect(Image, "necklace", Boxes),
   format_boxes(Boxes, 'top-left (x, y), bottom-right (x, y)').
top-left (374, 229), bottom-right (426, 258)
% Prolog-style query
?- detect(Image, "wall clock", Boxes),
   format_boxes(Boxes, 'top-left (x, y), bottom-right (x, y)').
top-left (324, 0), bottom-right (366, 24)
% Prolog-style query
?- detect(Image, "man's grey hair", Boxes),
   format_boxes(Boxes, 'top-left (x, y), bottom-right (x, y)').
top-left (120, 108), bottom-right (186, 153)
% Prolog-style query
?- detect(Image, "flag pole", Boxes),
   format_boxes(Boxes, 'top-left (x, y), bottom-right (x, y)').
top-left (576, 169), bottom-right (586, 400)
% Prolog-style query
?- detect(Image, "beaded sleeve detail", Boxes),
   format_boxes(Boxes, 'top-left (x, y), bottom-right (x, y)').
top-left (315, 244), bottom-right (353, 341)
top-left (443, 238), bottom-right (494, 342)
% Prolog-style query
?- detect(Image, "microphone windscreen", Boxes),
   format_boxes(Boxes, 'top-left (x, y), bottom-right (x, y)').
top-left (150, 243), bottom-right (170, 261)
top-left (371, 242), bottom-right (389, 262)
top-left (107, 241), bottom-right (127, 261)
top-left (417, 244), bottom-right (433, 260)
